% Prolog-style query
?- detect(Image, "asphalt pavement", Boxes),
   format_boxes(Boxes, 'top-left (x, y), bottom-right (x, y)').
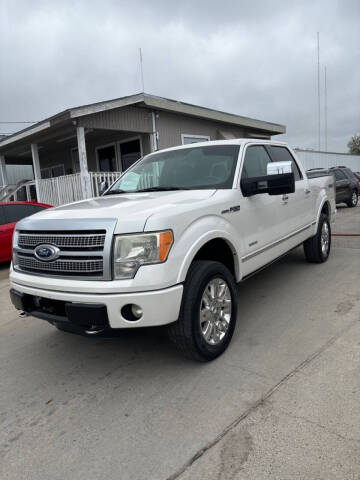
top-left (1, 205), bottom-right (359, 480)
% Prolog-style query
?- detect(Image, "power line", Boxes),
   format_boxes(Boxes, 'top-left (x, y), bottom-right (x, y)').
top-left (0, 121), bottom-right (38, 124)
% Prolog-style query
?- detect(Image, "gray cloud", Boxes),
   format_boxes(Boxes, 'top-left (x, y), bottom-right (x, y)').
top-left (1, 0), bottom-right (359, 151)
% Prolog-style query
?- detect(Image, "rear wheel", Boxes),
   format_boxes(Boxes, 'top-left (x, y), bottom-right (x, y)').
top-left (346, 190), bottom-right (358, 208)
top-left (167, 260), bottom-right (238, 361)
top-left (303, 213), bottom-right (331, 263)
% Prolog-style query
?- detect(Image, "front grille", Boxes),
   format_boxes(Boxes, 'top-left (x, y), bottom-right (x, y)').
top-left (14, 226), bottom-right (112, 279)
top-left (17, 255), bottom-right (103, 276)
top-left (18, 231), bottom-right (106, 249)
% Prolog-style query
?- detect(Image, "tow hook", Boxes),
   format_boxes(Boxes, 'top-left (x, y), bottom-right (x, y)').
top-left (85, 326), bottom-right (105, 335)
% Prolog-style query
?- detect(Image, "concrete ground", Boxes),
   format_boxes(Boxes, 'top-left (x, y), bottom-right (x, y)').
top-left (1, 206), bottom-right (359, 480)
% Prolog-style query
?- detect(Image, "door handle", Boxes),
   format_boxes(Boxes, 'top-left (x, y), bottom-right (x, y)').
top-left (282, 194), bottom-right (289, 204)
top-left (305, 189), bottom-right (311, 195)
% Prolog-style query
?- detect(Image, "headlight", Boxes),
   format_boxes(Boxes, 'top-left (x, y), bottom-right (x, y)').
top-left (113, 231), bottom-right (173, 279)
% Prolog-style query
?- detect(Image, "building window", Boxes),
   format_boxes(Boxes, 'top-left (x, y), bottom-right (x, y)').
top-left (181, 134), bottom-right (210, 145)
top-left (40, 164), bottom-right (65, 179)
top-left (119, 138), bottom-right (142, 171)
top-left (97, 144), bottom-right (117, 172)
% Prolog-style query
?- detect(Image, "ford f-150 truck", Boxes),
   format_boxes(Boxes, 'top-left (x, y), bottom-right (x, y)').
top-left (9, 140), bottom-right (336, 361)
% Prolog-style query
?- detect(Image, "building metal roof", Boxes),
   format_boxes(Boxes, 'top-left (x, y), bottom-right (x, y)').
top-left (0, 93), bottom-right (285, 149)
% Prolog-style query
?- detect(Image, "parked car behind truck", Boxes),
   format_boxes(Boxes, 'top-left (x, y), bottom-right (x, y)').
top-left (9, 140), bottom-right (335, 361)
top-left (307, 166), bottom-right (358, 207)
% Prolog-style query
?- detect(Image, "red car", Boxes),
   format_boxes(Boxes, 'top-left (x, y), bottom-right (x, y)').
top-left (0, 201), bottom-right (52, 263)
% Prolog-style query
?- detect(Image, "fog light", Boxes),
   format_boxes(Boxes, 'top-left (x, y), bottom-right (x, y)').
top-left (131, 304), bottom-right (143, 319)
top-left (121, 304), bottom-right (143, 321)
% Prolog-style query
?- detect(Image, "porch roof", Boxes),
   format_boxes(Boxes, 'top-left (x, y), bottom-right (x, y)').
top-left (0, 93), bottom-right (286, 154)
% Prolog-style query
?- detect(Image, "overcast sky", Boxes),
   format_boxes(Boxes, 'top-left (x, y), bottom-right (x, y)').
top-left (1, 0), bottom-right (359, 152)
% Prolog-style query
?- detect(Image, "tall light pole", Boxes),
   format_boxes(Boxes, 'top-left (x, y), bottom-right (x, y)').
top-left (317, 32), bottom-right (321, 151)
top-left (139, 47), bottom-right (145, 93)
top-left (324, 66), bottom-right (328, 152)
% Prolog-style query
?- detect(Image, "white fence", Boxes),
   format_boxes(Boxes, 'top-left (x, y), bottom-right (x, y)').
top-left (90, 171), bottom-right (122, 197)
top-left (295, 149), bottom-right (360, 171)
top-left (38, 173), bottom-right (83, 206)
top-left (37, 171), bottom-right (122, 206)
top-left (2, 171), bottom-right (123, 206)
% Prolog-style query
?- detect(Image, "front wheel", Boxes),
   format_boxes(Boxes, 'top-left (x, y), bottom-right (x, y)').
top-left (346, 190), bottom-right (358, 208)
top-left (303, 214), bottom-right (331, 263)
top-left (167, 260), bottom-right (238, 361)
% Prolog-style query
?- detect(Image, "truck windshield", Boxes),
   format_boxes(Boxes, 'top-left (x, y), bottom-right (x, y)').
top-left (106, 144), bottom-right (240, 194)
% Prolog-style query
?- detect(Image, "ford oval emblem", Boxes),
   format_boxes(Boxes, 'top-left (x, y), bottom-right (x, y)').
top-left (34, 244), bottom-right (60, 262)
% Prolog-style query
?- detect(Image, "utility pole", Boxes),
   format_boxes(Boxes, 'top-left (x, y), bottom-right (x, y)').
top-left (317, 32), bottom-right (321, 151)
top-left (324, 66), bottom-right (328, 152)
top-left (139, 48), bottom-right (145, 93)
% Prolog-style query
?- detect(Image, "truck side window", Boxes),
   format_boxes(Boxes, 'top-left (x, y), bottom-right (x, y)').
top-left (241, 146), bottom-right (272, 179)
top-left (268, 146), bottom-right (303, 181)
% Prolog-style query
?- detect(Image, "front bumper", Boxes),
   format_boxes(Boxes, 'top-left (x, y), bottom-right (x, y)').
top-left (10, 281), bottom-right (183, 329)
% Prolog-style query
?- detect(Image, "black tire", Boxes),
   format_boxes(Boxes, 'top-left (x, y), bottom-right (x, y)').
top-left (346, 190), bottom-right (358, 208)
top-left (167, 260), bottom-right (238, 361)
top-left (303, 214), bottom-right (331, 263)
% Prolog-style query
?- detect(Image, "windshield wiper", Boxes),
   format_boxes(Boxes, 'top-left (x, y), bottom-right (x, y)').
top-left (134, 186), bottom-right (190, 192)
top-left (103, 189), bottom-right (127, 195)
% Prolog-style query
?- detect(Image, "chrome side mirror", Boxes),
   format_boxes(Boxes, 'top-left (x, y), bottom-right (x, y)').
top-left (267, 160), bottom-right (292, 176)
top-left (241, 160), bottom-right (295, 197)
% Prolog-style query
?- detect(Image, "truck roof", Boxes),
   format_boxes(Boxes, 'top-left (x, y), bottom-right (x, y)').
top-left (157, 138), bottom-right (290, 155)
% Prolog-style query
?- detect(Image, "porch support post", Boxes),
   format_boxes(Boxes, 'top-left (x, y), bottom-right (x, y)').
top-left (151, 111), bottom-right (158, 151)
top-left (30, 143), bottom-right (42, 202)
top-left (0, 154), bottom-right (8, 186)
top-left (76, 126), bottom-right (92, 198)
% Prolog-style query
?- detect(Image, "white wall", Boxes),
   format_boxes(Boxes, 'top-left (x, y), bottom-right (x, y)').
top-left (0, 165), bottom-right (34, 186)
top-left (295, 149), bottom-right (360, 171)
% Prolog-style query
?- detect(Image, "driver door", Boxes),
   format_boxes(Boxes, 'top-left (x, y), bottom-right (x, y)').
top-left (235, 144), bottom-right (282, 276)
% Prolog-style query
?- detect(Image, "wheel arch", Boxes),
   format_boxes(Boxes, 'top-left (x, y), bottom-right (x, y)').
top-left (315, 199), bottom-right (332, 229)
top-left (177, 234), bottom-right (240, 284)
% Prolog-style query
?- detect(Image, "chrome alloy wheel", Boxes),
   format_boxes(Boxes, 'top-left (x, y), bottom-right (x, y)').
top-left (352, 191), bottom-right (358, 206)
top-left (321, 221), bottom-right (330, 256)
top-left (199, 277), bottom-right (232, 345)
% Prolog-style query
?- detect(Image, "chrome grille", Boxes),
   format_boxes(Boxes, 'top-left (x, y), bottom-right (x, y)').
top-left (17, 255), bottom-right (103, 275)
top-left (18, 231), bottom-right (106, 249)
top-left (14, 224), bottom-right (113, 280)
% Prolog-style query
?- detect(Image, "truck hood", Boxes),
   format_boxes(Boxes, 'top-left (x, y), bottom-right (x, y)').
top-left (28, 190), bottom-right (216, 233)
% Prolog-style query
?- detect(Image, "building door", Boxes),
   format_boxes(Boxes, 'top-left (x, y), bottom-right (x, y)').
top-left (97, 145), bottom-right (117, 172)
top-left (120, 138), bottom-right (142, 171)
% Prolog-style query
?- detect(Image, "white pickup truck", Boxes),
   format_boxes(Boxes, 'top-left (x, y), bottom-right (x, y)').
top-left (10, 139), bottom-right (335, 361)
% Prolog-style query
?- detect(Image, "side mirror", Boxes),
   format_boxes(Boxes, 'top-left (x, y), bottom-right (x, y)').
top-left (266, 161), bottom-right (295, 196)
top-left (99, 181), bottom-right (107, 196)
top-left (240, 161), bottom-right (295, 197)
top-left (267, 161), bottom-right (292, 176)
